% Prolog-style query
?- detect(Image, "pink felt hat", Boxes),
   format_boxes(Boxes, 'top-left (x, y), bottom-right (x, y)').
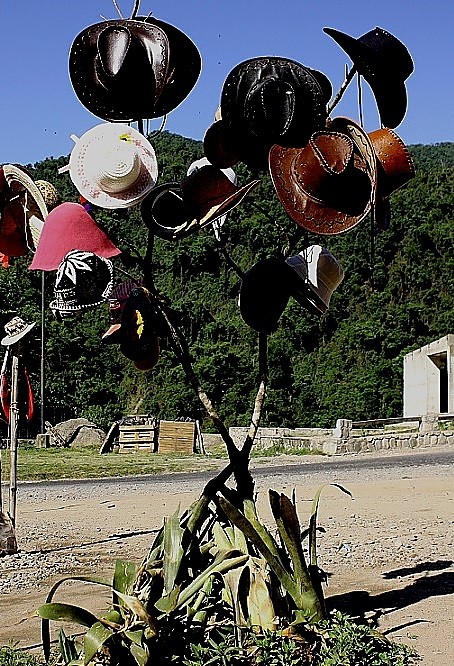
top-left (28, 202), bottom-right (121, 271)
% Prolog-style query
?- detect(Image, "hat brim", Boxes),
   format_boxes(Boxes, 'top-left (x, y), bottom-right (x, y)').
top-left (323, 28), bottom-right (408, 128)
top-left (69, 124), bottom-right (158, 209)
top-left (269, 117), bottom-right (376, 235)
top-left (1, 322), bottom-right (36, 346)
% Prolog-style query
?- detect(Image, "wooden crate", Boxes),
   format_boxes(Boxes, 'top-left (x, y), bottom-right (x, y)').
top-left (118, 425), bottom-right (156, 453)
top-left (158, 421), bottom-right (195, 454)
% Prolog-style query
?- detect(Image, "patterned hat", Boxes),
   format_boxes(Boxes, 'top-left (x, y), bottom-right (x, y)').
top-left (1, 316), bottom-right (36, 346)
top-left (49, 250), bottom-right (113, 318)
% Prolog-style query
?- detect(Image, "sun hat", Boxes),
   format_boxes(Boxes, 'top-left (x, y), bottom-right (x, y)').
top-left (269, 116), bottom-right (377, 235)
top-left (141, 164), bottom-right (259, 240)
top-left (29, 202), bottom-right (121, 271)
top-left (0, 165), bottom-right (49, 255)
top-left (239, 257), bottom-right (292, 333)
top-left (1, 316), bottom-right (36, 346)
top-left (69, 17), bottom-right (201, 122)
top-left (207, 56), bottom-right (332, 172)
top-left (49, 250), bottom-right (114, 318)
top-left (323, 26), bottom-right (413, 129)
top-left (368, 127), bottom-right (415, 229)
top-left (285, 245), bottom-right (344, 314)
top-left (68, 123), bottom-right (158, 209)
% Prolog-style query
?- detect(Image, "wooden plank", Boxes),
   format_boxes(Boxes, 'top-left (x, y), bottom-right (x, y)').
top-left (158, 421), bottom-right (195, 454)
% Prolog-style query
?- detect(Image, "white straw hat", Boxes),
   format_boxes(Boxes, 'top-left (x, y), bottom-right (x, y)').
top-left (69, 123), bottom-right (158, 209)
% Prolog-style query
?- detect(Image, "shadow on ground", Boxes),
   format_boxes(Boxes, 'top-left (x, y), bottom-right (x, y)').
top-left (326, 560), bottom-right (454, 622)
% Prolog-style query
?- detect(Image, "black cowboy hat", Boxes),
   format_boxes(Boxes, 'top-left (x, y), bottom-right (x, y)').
top-left (206, 56), bottom-right (332, 172)
top-left (323, 26), bottom-right (413, 128)
top-left (69, 16), bottom-right (201, 122)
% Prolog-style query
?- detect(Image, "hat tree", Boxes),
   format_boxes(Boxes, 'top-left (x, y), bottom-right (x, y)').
top-left (41, 4), bottom-right (416, 506)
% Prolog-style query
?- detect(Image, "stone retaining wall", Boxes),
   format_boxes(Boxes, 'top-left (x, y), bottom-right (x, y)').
top-left (221, 415), bottom-right (454, 455)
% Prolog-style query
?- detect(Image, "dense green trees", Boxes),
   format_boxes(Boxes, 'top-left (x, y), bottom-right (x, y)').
top-left (1, 135), bottom-right (452, 433)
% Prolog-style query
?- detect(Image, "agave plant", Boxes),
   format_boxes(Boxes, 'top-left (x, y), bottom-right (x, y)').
top-left (37, 479), bottom-right (351, 665)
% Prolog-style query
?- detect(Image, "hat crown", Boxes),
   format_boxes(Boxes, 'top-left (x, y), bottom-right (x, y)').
top-left (50, 250), bottom-right (113, 317)
top-left (92, 139), bottom-right (141, 193)
top-left (368, 128), bottom-right (415, 196)
top-left (4, 317), bottom-right (28, 338)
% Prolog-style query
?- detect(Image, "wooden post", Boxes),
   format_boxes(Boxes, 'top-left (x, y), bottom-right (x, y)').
top-left (8, 348), bottom-right (19, 527)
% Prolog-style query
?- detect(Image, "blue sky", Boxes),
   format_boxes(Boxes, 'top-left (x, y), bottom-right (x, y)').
top-left (0, 0), bottom-right (452, 166)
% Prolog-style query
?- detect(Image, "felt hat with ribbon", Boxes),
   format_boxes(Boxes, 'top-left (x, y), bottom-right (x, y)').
top-left (69, 17), bottom-right (201, 122)
top-left (68, 123), bottom-right (158, 209)
top-left (141, 164), bottom-right (259, 240)
top-left (186, 157), bottom-right (237, 239)
top-left (29, 202), bottom-right (121, 271)
top-left (269, 116), bottom-right (377, 235)
top-left (285, 245), bottom-right (345, 314)
top-left (49, 250), bottom-right (114, 318)
top-left (206, 56), bottom-right (332, 172)
top-left (1, 316), bottom-right (36, 346)
top-left (323, 26), bottom-right (413, 128)
top-left (0, 165), bottom-right (49, 256)
top-left (368, 127), bottom-right (415, 229)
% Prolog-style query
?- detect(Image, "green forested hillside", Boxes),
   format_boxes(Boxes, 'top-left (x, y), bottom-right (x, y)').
top-left (0, 135), bottom-right (452, 433)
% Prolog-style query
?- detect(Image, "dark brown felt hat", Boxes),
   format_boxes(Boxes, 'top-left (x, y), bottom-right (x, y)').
top-left (323, 26), bottom-right (413, 128)
top-left (69, 17), bottom-right (201, 122)
top-left (141, 165), bottom-right (259, 240)
top-left (269, 117), bottom-right (377, 235)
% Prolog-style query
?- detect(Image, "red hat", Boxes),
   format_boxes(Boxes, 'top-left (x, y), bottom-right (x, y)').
top-left (29, 202), bottom-right (121, 271)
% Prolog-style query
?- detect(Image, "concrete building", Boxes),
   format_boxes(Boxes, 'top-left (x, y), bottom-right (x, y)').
top-left (403, 335), bottom-right (454, 417)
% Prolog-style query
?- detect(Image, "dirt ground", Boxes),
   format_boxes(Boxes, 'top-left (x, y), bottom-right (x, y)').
top-left (0, 447), bottom-right (453, 665)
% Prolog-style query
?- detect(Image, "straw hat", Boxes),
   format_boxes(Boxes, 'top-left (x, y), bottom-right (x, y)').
top-left (69, 123), bottom-right (158, 209)
top-left (1, 165), bottom-right (49, 254)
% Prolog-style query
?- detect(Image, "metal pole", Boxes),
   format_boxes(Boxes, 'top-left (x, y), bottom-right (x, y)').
top-left (41, 271), bottom-right (45, 434)
top-left (8, 348), bottom-right (19, 526)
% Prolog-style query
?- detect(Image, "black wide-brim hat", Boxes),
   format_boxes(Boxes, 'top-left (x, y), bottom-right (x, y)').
top-left (69, 17), bottom-right (201, 122)
top-left (323, 26), bottom-right (413, 128)
top-left (209, 56), bottom-right (332, 172)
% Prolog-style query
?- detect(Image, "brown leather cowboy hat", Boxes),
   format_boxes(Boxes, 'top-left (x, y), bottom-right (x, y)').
top-left (269, 117), bottom-right (377, 235)
top-left (69, 16), bottom-right (201, 122)
top-left (323, 27), bottom-right (413, 129)
top-left (206, 56), bottom-right (332, 172)
top-left (141, 165), bottom-right (259, 240)
top-left (368, 127), bottom-right (415, 229)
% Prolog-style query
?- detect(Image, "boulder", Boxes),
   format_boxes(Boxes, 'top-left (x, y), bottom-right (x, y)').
top-left (48, 418), bottom-right (106, 448)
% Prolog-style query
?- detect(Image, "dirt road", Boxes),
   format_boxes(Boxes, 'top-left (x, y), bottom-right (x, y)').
top-left (0, 446), bottom-right (453, 665)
